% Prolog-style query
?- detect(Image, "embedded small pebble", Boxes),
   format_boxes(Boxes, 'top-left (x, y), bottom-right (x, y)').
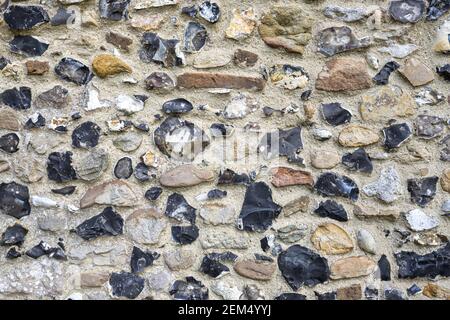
top-left (0, 0), bottom-right (448, 301)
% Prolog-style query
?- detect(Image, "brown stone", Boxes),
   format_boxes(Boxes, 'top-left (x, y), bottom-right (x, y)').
top-left (92, 54), bottom-right (132, 78)
top-left (233, 49), bottom-right (259, 67)
top-left (338, 125), bottom-right (380, 147)
top-left (270, 167), bottom-right (314, 188)
top-left (160, 164), bottom-right (215, 187)
top-left (0, 108), bottom-right (21, 131)
top-left (25, 60), bottom-right (49, 75)
top-left (130, 15), bottom-right (163, 31)
top-left (316, 57), bottom-right (372, 92)
top-left (258, 5), bottom-right (315, 54)
top-left (423, 283), bottom-right (450, 299)
top-left (177, 72), bottom-right (266, 91)
top-left (311, 223), bottom-right (354, 255)
top-left (105, 31), bottom-right (133, 51)
top-left (330, 256), bottom-right (376, 280)
top-left (311, 150), bottom-right (340, 169)
top-left (283, 196), bottom-right (310, 216)
top-left (336, 284), bottom-right (362, 300)
top-left (80, 180), bottom-right (138, 209)
top-left (233, 260), bottom-right (276, 281)
top-left (80, 271), bottom-right (109, 288)
top-left (145, 72), bottom-right (176, 91)
top-left (441, 169), bottom-right (450, 193)
top-left (353, 205), bottom-right (399, 221)
top-left (359, 86), bottom-right (416, 122)
top-left (398, 58), bottom-right (434, 87)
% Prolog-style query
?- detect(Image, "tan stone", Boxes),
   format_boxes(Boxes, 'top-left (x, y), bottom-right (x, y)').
top-left (0, 108), bottom-right (21, 131)
top-left (163, 248), bottom-right (195, 271)
top-left (258, 5), bottom-right (315, 54)
top-left (225, 8), bottom-right (257, 41)
top-left (80, 180), bottom-right (138, 209)
top-left (423, 283), bottom-right (450, 299)
top-left (441, 169), bottom-right (450, 193)
top-left (398, 58), bottom-right (434, 87)
top-left (353, 205), bottom-right (399, 221)
top-left (25, 60), bottom-right (49, 75)
top-left (359, 86), bottom-right (416, 122)
top-left (130, 15), bottom-right (164, 31)
top-left (105, 32), bottom-right (133, 51)
top-left (233, 260), bottom-right (276, 280)
top-left (336, 284), bottom-right (362, 300)
top-left (193, 51), bottom-right (231, 69)
top-left (311, 150), bottom-right (340, 169)
top-left (0, 159), bottom-right (10, 173)
top-left (270, 167), bottom-right (314, 188)
top-left (92, 54), bottom-right (132, 78)
top-left (141, 150), bottom-right (160, 168)
top-left (199, 203), bottom-right (235, 225)
top-left (160, 164), bottom-right (215, 187)
top-left (80, 271), bottom-right (109, 288)
top-left (177, 72), bottom-right (266, 91)
top-left (283, 196), bottom-right (310, 216)
top-left (330, 256), bottom-right (376, 279)
top-left (316, 57), bottom-right (372, 92)
top-left (338, 125), bottom-right (379, 147)
top-left (311, 223), bottom-right (354, 255)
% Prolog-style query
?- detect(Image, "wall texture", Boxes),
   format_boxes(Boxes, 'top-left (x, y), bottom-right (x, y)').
top-left (0, 0), bottom-right (449, 300)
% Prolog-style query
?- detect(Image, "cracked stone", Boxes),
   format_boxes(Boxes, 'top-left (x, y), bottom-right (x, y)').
top-left (126, 208), bottom-right (166, 245)
top-left (183, 21), bottom-right (207, 53)
top-left (99, 0), bottom-right (130, 21)
top-left (258, 127), bottom-right (303, 164)
top-left (75, 206), bottom-right (124, 240)
top-left (139, 32), bottom-right (186, 67)
top-left (170, 277), bottom-right (208, 300)
top-left (225, 8), bottom-right (257, 40)
top-left (200, 255), bottom-right (229, 278)
top-left (35, 85), bottom-right (69, 109)
top-left (1, 87), bottom-right (32, 110)
top-left (389, 0), bottom-right (425, 23)
top-left (199, 1), bottom-right (220, 23)
top-left (373, 61), bottom-right (400, 85)
top-left (144, 72), bottom-right (176, 91)
top-left (415, 115), bottom-right (445, 139)
top-left (270, 167), bottom-right (314, 188)
top-left (165, 193), bottom-right (196, 224)
top-left (130, 246), bottom-right (159, 273)
top-left (269, 64), bottom-right (309, 90)
top-left (47, 152), bottom-right (77, 183)
top-left (0, 224), bottom-right (28, 246)
top-left (398, 58), bottom-right (434, 87)
top-left (172, 225), bottom-right (199, 245)
top-left (75, 149), bottom-right (109, 181)
top-left (321, 103), bottom-right (352, 126)
top-left (72, 121), bottom-right (101, 149)
top-left (80, 180), bottom-right (138, 208)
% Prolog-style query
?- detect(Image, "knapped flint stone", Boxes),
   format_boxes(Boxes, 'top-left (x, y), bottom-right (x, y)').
top-left (26, 241), bottom-right (67, 260)
top-left (145, 187), bottom-right (162, 201)
top-left (50, 7), bottom-right (73, 26)
top-left (35, 85), bottom-right (69, 109)
top-left (378, 254), bottom-right (391, 281)
top-left (4, 5), bottom-right (50, 30)
top-left (0, 133), bottom-right (19, 153)
top-left (199, 1), bottom-right (220, 23)
top-left (389, 0), bottom-right (425, 23)
top-left (72, 121), bottom-right (101, 149)
top-left (144, 72), bottom-right (176, 91)
top-left (407, 284), bottom-right (422, 296)
top-left (384, 288), bottom-right (406, 300)
top-left (321, 103), bottom-right (352, 126)
top-left (315, 172), bottom-right (359, 202)
top-left (170, 277), bottom-right (208, 300)
top-left (139, 32), bottom-right (185, 68)
top-left (210, 123), bottom-right (234, 138)
top-left (407, 176), bottom-right (439, 207)
top-left (75, 206), bottom-right (124, 240)
top-left (0, 182), bottom-right (30, 219)
top-left (383, 123), bottom-right (412, 149)
top-left (436, 64), bottom-right (450, 81)
top-left (341, 148), bottom-right (373, 174)
top-left (154, 117), bottom-right (210, 162)
top-left (47, 152), bottom-right (77, 183)
top-left (1, 87), bottom-right (32, 110)
top-left (130, 246), bottom-right (159, 273)
top-left (315, 291), bottom-right (337, 300)
top-left (373, 61), bottom-right (400, 85)
top-left (237, 182), bottom-right (282, 232)
top-left (217, 169), bottom-right (251, 185)
top-left (99, 0), bottom-right (131, 21)
top-left (0, 56), bottom-right (10, 70)
top-left (109, 271), bottom-right (145, 299)
top-left (182, 5), bottom-right (198, 17)
top-left (6, 247), bottom-right (21, 259)
top-left (200, 255), bottom-right (229, 278)
top-left (25, 113), bottom-right (46, 129)
top-left (9, 36), bottom-right (49, 57)
top-left (314, 200), bottom-right (348, 222)
top-left (55, 58), bottom-right (93, 85)
top-left (172, 225), bottom-right (200, 245)
top-left (165, 193), bottom-right (196, 224)
top-left (134, 162), bottom-right (153, 182)
top-left (415, 115), bottom-right (445, 139)
top-left (258, 127), bottom-right (303, 164)
top-left (278, 245), bottom-right (330, 290)
top-left (426, 0), bottom-right (450, 21)
top-left (183, 21), bottom-right (207, 52)
top-left (317, 26), bottom-right (371, 57)
top-left (0, 224), bottom-right (28, 246)
top-left (114, 157), bottom-right (133, 179)
top-left (51, 186), bottom-right (76, 195)
top-left (162, 98), bottom-right (193, 114)
top-left (395, 243), bottom-right (450, 279)
top-left (275, 293), bottom-right (307, 300)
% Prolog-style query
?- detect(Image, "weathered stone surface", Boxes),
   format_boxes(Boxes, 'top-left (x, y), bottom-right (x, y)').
top-left (338, 125), bottom-right (379, 147)
top-left (399, 58), bottom-right (434, 87)
top-left (160, 164), bottom-right (214, 187)
top-left (225, 8), bottom-right (257, 40)
top-left (0, 108), bottom-right (21, 131)
top-left (270, 167), bottom-right (314, 188)
top-left (311, 223), bottom-right (354, 255)
top-left (35, 85), bottom-right (69, 109)
top-left (201, 231), bottom-right (249, 249)
top-left (363, 166), bottom-right (403, 203)
top-left (105, 31), bottom-right (133, 51)
top-left (441, 169), bottom-right (450, 193)
top-left (258, 5), bottom-right (315, 54)
top-left (311, 150), bottom-right (340, 169)
top-left (316, 57), bottom-right (372, 92)
top-left (126, 208), bottom-right (166, 245)
top-left (79, 180), bottom-right (138, 208)
top-left (25, 60), bottom-right (49, 75)
top-left (330, 256), bottom-right (376, 279)
top-left (113, 132), bottom-right (142, 152)
top-left (163, 248), bottom-right (195, 271)
top-left (92, 54), bottom-right (132, 78)
top-left (283, 196), bottom-right (310, 216)
top-left (177, 72), bottom-right (265, 90)
top-left (199, 203), bottom-right (235, 225)
top-left (234, 260), bottom-right (276, 281)
top-left (75, 149), bottom-right (109, 181)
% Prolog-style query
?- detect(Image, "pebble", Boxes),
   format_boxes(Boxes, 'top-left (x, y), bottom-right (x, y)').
top-left (162, 98), bottom-right (193, 114)
top-left (311, 223), bottom-right (354, 255)
top-left (433, 19), bottom-right (450, 52)
top-left (31, 195), bottom-right (59, 208)
top-left (389, 0), bottom-right (425, 23)
top-left (172, 225), bottom-right (199, 245)
top-left (323, 5), bottom-right (371, 22)
top-left (170, 277), bottom-right (208, 300)
top-left (269, 64), bottom-right (309, 90)
top-left (0, 133), bottom-right (19, 153)
top-left (225, 8), bottom-right (257, 40)
top-left (442, 200), bottom-right (450, 214)
top-left (233, 49), bottom-right (259, 67)
top-left (0, 182), bottom-right (31, 219)
top-left (199, 1), bottom-right (220, 23)
top-left (363, 166), bottom-right (403, 203)
top-left (0, 108), bottom-right (21, 131)
top-left (311, 150), bottom-right (340, 169)
top-left (357, 229), bottom-right (377, 254)
top-left (130, 246), bottom-right (159, 273)
top-left (164, 248), bottom-right (195, 271)
top-left (105, 31), bottom-right (133, 51)
top-left (200, 255), bottom-right (229, 278)
top-left (321, 103), bottom-right (352, 126)
top-left (113, 132), bottom-right (142, 152)
top-left (336, 284), bottom-right (362, 300)
top-left (211, 281), bottom-right (242, 300)
top-left (436, 64), bottom-right (450, 81)
top-left (144, 72), bottom-right (176, 92)
top-left (144, 187), bottom-right (162, 201)
top-left (378, 255), bottom-right (392, 281)
top-left (330, 256), bottom-right (376, 280)
top-left (311, 127), bottom-right (332, 141)
top-left (399, 58), bottom-right (434, 87)
top-left (165, 193), bottom-right (196, 224)
top-left (147, 268), bottom-right (174, 292)
top-left (405, 209), bottom-right (439, 231)
top-left (200, 231), bottom-right (249, 250)
top-left (114, 157), bottom-right (133, 179)
top-left (276, 225), bottom-right (308, 243)
top-left (140, 33), bottom-right (185, 67)
top-left (37, 215), bottom-right (67, 232)
top-left (115, 94), bottom-right (144, 115)
top-left (79, 180), bottom-right (138, 208)
top-left (0, 224), bottom-right (28, 246)
top-left (415, 87), bottom-right (445, 106)
top-left (35, 85), bottom-right (69, 109)
top-left (270, 167), bottom-right (314, 188)
top-left (25, 113), bottom-right (45, 129)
